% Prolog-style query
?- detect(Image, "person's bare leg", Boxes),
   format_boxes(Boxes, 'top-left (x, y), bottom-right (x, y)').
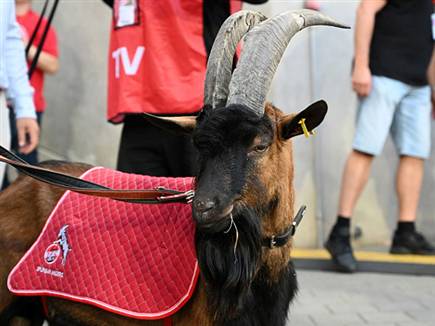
top-left (396, 156), bottom-right (423, 222)
top-left (390, 155), bottom-right (435, 254)
top-left (325, 150), bottom-right (374, 273)
top-left (338, 150), bottom-right (374, 218)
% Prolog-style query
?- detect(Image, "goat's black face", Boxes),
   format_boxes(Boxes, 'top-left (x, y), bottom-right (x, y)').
top-left (192, 104), bottom-right (273, 233)
top-left (143, 99), bottom-right (327, 233)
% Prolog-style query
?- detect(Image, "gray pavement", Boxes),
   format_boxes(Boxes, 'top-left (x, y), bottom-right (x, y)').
top-left (287, 270), bottom-right (435, 326)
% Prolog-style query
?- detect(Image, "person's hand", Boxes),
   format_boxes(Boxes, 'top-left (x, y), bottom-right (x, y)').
top-left (352, 65), bottom-right (372, 97)
top-left (16, 118), bottom-right (39, 154)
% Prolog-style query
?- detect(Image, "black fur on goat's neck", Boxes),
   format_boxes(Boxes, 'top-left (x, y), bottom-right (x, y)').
top-left (195, 206), bottom-right (261, 321)
top-left (193, 104), bottom-right (297, 325)
top-left (195, 205), bottom-right (298, 325)
top-left (227, 262), bottom-right (298, 326)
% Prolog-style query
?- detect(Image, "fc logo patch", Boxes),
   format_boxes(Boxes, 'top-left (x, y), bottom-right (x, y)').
top-left (43, 225), bottom-right (72, 266)
top-left (44, 243), bottom-right (61, 264)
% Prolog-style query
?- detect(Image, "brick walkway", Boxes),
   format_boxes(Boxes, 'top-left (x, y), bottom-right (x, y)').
top-left (287, 270), bottom-right (435, 326)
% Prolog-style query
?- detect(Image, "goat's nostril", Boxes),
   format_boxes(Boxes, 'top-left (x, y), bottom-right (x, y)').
top-left (194, 200), bottom-right (216, 213)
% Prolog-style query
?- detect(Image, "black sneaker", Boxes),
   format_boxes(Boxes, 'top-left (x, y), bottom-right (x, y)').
top-left (324, 227), bottom-right (357, 273)
top-left (390, 231), bottom-right (435, 255)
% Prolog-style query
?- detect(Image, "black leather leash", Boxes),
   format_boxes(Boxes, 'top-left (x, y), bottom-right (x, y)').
top-left (0, 145), bottom-right (194, 204)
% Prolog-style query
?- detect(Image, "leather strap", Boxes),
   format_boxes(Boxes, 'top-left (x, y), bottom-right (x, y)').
top-left (28, 0), bottom-right (60, 79)
top-left (261, 205), bottom-right (306, 249)
top-left (0, 146), bottom-right (194, 204)
top-left (26, 0), bottom-right (49, 57)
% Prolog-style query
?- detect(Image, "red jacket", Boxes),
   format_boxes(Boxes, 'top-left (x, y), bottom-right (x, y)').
top-left (107, 0), bottom-right (243, 123)
top-left (16, 10), bottom-right (58, 112)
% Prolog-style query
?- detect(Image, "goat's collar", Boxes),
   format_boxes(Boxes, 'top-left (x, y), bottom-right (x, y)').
top-left (261, 205), bottom-right (306, 249)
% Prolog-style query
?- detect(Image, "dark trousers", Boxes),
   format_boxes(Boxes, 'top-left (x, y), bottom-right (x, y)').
top-left (9, 109), bottom-right (43, 165)
top-left (1, 110), bottom-right (43, 190)
top-left (117, 115), bottom-right (197, 177)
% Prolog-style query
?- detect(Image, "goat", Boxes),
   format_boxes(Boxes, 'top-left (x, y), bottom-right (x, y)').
top-left (0, 9), bottom-right (347, 326)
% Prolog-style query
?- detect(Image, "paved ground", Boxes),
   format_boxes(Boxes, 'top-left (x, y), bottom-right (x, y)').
top-left (287, 270), bottom-right (435, 326)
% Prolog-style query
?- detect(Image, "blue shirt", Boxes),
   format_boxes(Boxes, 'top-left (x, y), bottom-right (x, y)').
top-left (0, 0), bottom-right (36, 118)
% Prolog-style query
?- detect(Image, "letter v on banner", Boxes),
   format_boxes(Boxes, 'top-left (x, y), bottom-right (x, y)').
top-left (112, 46), bottom-right (145, 79)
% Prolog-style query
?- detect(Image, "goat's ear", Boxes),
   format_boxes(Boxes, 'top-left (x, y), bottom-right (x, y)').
top-left (279, 100), bottom-right (328, 140)
top-left (143, 113), bottom-right (197, 135)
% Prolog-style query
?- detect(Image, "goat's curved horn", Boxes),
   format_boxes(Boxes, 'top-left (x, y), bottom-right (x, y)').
top-left (227, 9), bottom-right (350, 115)
top-left (204, 10), bottom-right (267, 109)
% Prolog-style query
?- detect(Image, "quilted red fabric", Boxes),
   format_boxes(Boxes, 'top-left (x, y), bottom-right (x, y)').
top-left (8, 167), bottom-right (199, 320)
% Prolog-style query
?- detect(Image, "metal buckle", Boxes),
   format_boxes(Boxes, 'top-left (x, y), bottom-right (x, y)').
top-left (270, 235), bottom-right (277, 249)
top-left (157, 190), bottom-right (195, 203)
top-left (185, 190), bottom-right (195, 203)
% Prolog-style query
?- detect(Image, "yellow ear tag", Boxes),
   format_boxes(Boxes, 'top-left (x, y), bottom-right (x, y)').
top-left (298, 118), bottom-right (312, 138)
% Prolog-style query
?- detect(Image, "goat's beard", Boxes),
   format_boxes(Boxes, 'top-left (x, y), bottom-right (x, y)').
top-left (195, 205), bottom-right (262, 322)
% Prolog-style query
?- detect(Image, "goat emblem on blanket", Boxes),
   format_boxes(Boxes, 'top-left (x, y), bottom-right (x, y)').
top-left (44, 225), bottom-right (71, 266)
top-left (54, 225), bottom-right (72, 266)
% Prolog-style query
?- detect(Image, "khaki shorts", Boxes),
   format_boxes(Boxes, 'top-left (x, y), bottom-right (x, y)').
top-left (353, 76), bottom-right (431, 159)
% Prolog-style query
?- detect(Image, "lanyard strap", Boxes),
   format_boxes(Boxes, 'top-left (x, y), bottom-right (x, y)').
top-left (27, 0), bottom-right (60, 79)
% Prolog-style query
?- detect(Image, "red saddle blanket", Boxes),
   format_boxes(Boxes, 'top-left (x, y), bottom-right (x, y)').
top-left (8, 167), bottom-right (199, 320)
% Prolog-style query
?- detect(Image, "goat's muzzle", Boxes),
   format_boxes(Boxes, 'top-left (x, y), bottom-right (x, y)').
top-left (192, 198), bottom-right (234, 233)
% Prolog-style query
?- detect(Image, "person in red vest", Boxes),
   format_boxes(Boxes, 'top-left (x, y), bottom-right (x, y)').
top-left (102, 0), bottom-right (267, 177)
top-left (11, 0), bottom-right (59, 165)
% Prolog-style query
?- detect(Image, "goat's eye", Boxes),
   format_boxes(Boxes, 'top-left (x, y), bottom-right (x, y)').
top-left (251, 144), bottom-right (268, 153)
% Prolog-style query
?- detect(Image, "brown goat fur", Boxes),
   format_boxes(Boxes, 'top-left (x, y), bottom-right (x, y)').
top-left (255, 104), bottom-right (296, 281)
top-left (216, 103), bottom-right (296, 282)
